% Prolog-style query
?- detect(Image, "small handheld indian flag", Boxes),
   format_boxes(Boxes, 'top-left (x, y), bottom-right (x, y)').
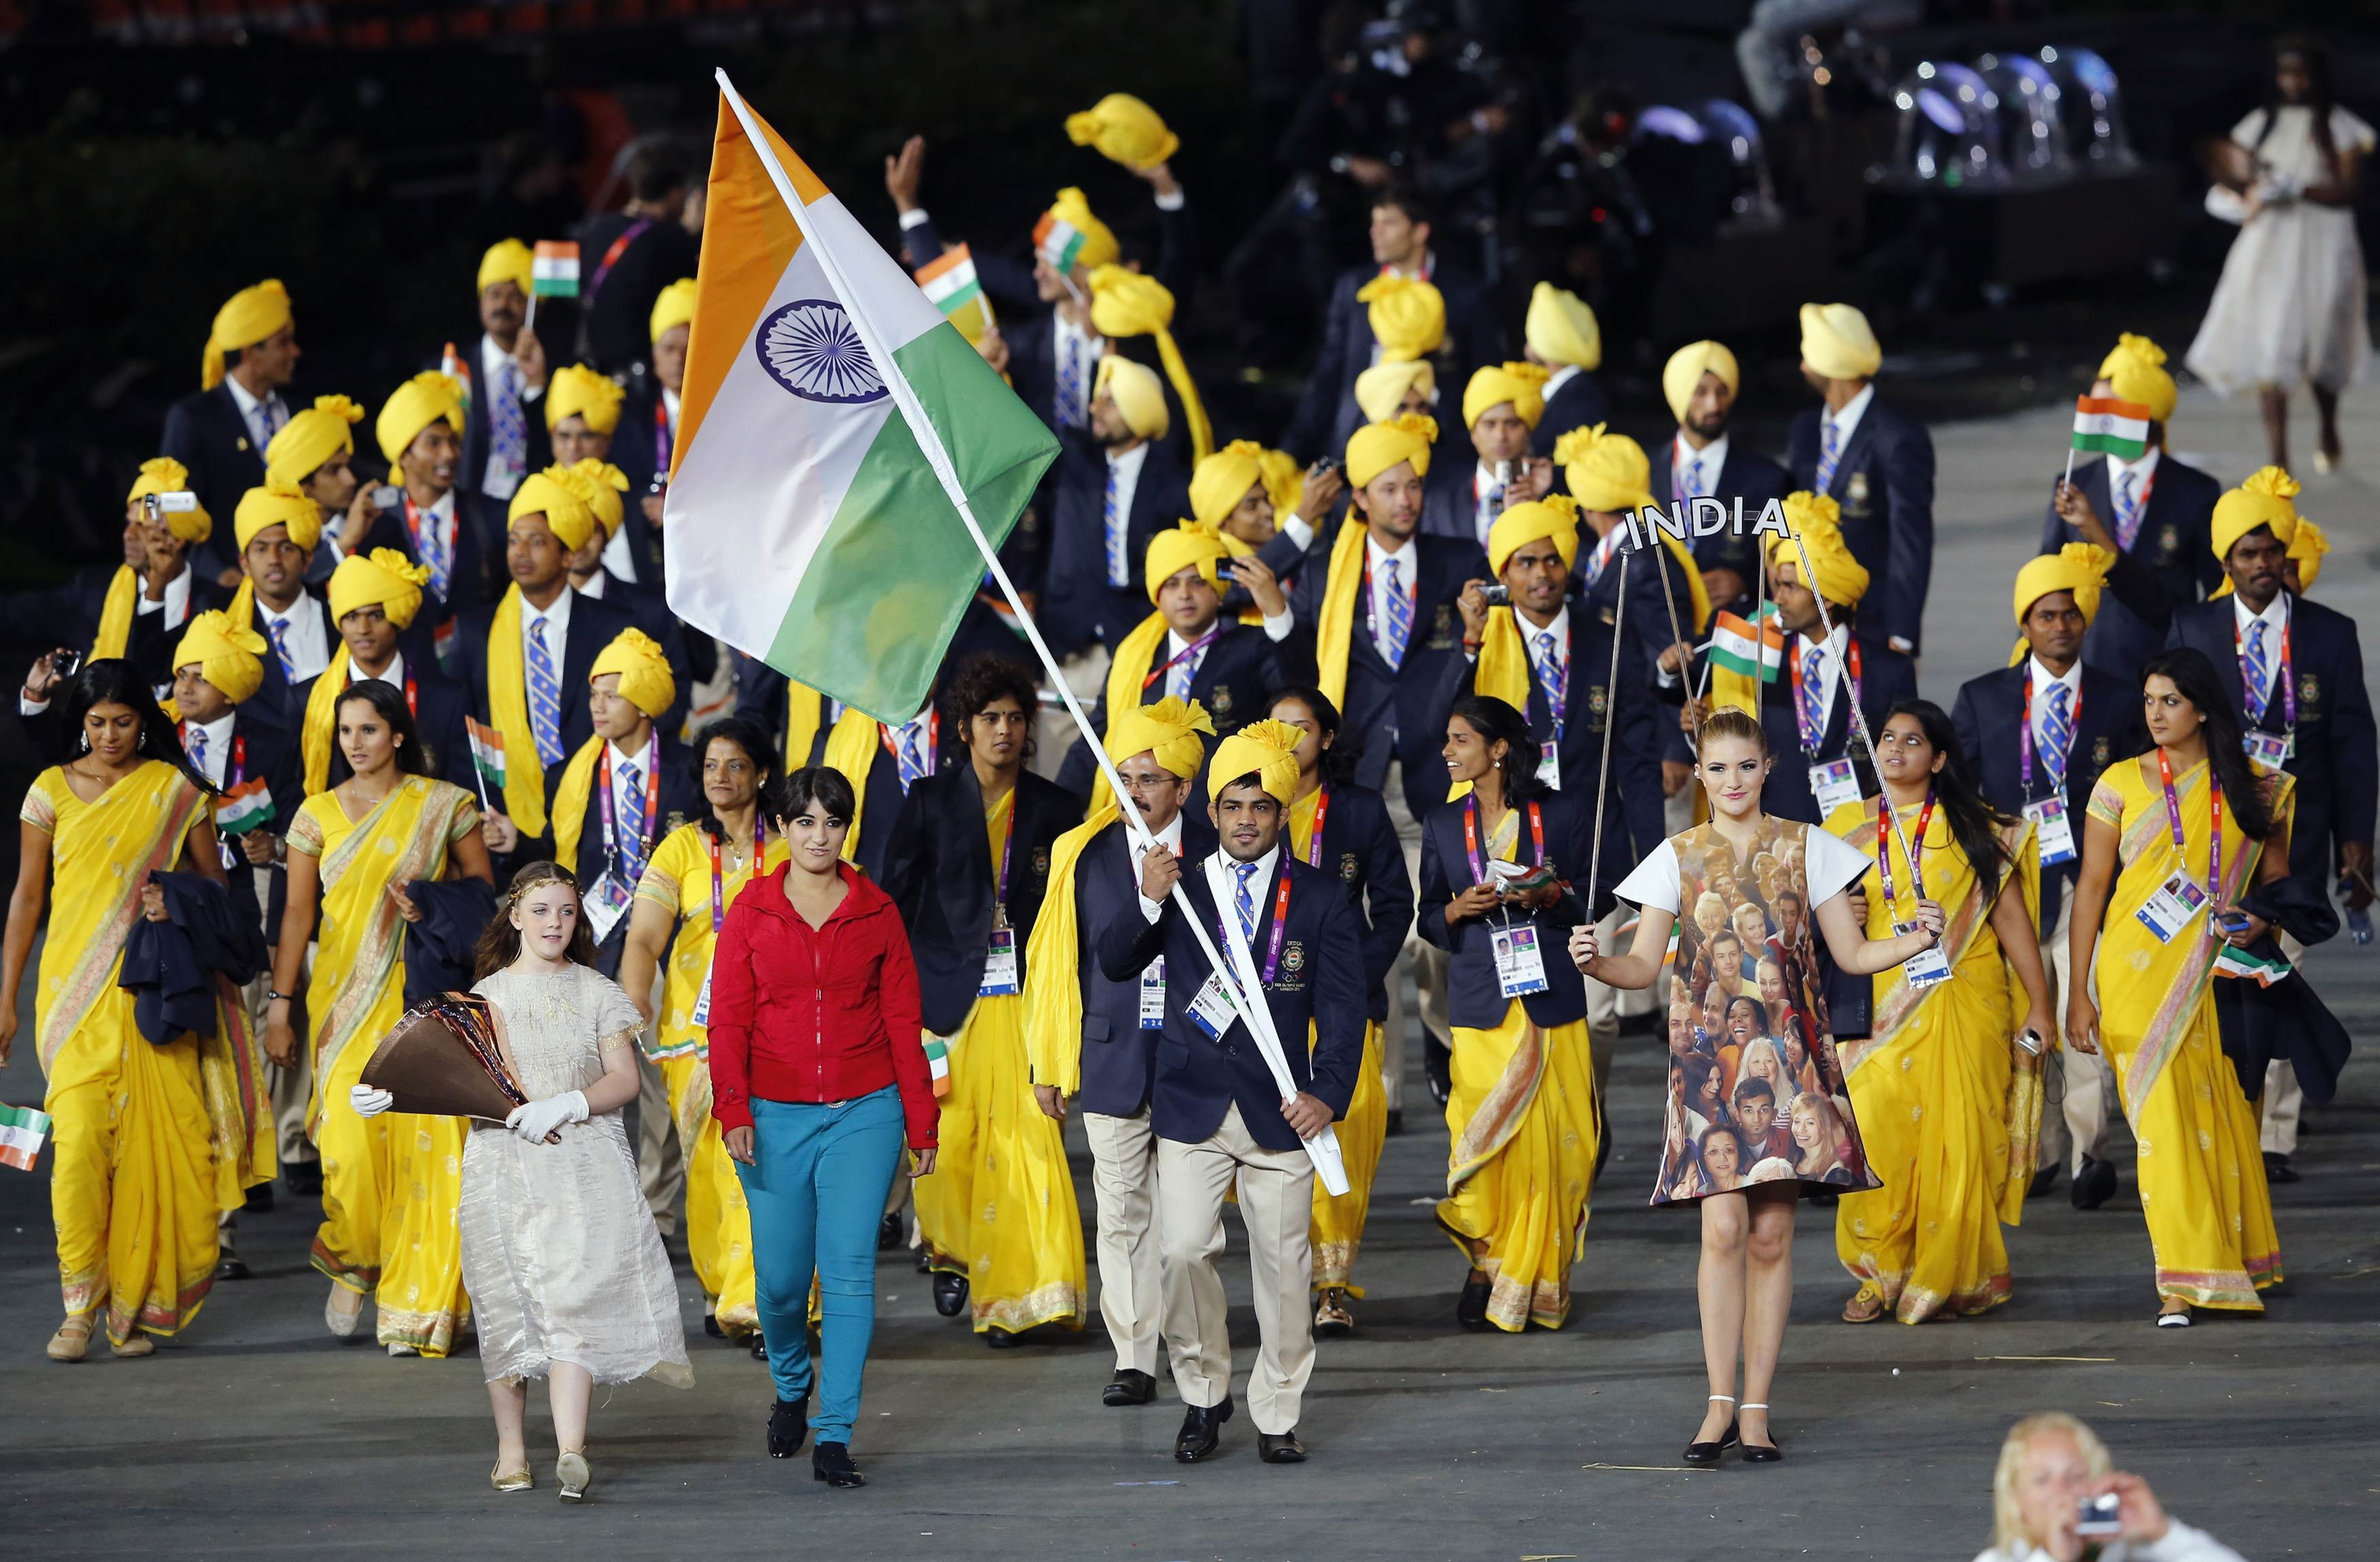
top-left (2071, 396), bottom-right (2152, 462)
top-left (214, 776), bottom-right (276, 837)
top-left (0, 1104), bottom-right (52, 1171)
top-left (915, 243), bottom-right (996, 347)
top-left (2213, 943), bottom-right (2292, 987)
top-left (1032, 209), bottom-right (1091, 275)
top-left (465, 717), bottom-right (507, 805)
top-left (531, 241), bottom-right (581, 299)
top-left (1709, 607), bottom-right (1786, 682)
top-left (923, 1036), bottom-right (951, 1097)
top-left (441, 341), bottom-right (475, 414)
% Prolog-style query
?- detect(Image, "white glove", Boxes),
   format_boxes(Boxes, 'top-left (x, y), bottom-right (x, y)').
top-left (505, 1090), bottom-right (590, 1144)
top-left (350, 1085), bottom-right (395, 1118)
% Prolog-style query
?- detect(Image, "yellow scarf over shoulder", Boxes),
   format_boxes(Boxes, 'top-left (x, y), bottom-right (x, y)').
top-left (821, 707), bottom-right (885, 865)
top-left (485, 585), bottom-right (552, 836)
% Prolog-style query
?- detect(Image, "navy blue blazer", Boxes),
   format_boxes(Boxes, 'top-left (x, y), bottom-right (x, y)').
top-left (2037, 455), bottom-right (2221, 682)
top-left (209, 696), bottom-right (303, 951)
top-left (1746, 625), bottom-right (1919, 826)
top-left (1061, 620), bottom-right (1287, 807)
top-left (449, 588), bottom-right (637, 842)
top-left (330, 487), bottom-right (508, 619)
top-left (2, 564), bottom-right (122, 660)
top-left (126, 574), bottom-right (237, 694)
top-left (2166, 596), bottom-right (2379, 878)
top-left (1044, 434), bottom-right (1192, 656)
top-left (447, 340), bottom-right (556, 509)
top-left (160, 381), bottom-right (277, 578)
top-left (1785, 397), bottom-right (1935, 653)
top-left (878, 766), bottom-right (1083, 1036)
top-left (1414, 790), bottom-right (1597, 1030)
top-left (1665, 438), bottom-right (1792, 594)
top-left (1287, 527), bottom-right (1484, 824)
top-left (1418, 458), bottom-right (1503, 549)
top-left (1283, 260), bottom-right (1501, 460)
top-left (1531, 370), bottom-right (1611, 456)
top-left (1290, 782), bottom-right (1412, 1022)
top-left (1095, 851), bottom-right (1366, 1153)
top-left (1056, 813), bottom-right (1219, 1118)
top-left (299, 660), bottom-right (479, 800)
top-left (1950, 660), bottom-right (2146, 930)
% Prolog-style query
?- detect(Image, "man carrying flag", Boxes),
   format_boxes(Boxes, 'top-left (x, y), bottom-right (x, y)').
top-left (2045, 334), bottom-right (2222, 682)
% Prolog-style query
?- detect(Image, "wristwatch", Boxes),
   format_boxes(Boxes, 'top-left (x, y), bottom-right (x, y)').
top-left (267, 990), bottom-right (296, 1004)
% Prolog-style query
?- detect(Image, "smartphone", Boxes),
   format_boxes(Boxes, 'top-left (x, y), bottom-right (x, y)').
top-left (2213, 909), bottom-right (2252, 937)
top-left (2075, 1492), bottom-right (2124, 1538)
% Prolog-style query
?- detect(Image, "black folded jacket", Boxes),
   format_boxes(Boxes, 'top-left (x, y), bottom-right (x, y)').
top-left (118, 872), bottom-right (265, 1045)
top-left (401, 877), bottom-right (499, 1009)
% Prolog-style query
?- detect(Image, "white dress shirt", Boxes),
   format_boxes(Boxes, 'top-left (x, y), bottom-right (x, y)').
top-left (1365, 532), bottom-right (1419, 662)
top-left (224, 375), bottom-right (288, 454)
top-left (258, 592), bottom-right (333, 683)
top-left (182, 711), bottom-right (237, 788)
top-left (1542, 363), bottom-right (1581, 402)
top-left (2232, 589), bottom-right (2291, 716)
top-left (1134, 812), bottom-right (1187, 880)
top-left (1793, 625), bottom-right (1850, 744)
top-left (520, 587), bottom-right (575, 687)
top-left (1204, 844), bottom-right (1284, 947)
top-left (1821, 382), bottom-right (1875, 462)
top-left (577, 568), bottom-right (610, 600)
top-left (351, 648), bottom-right (407, 699)
top-left (134, 562), bottom-right (194, 628)
top-left (2026, 653), bottom-right (2084, 760)
top-left (1673, 431), bottom-right (1731, 502)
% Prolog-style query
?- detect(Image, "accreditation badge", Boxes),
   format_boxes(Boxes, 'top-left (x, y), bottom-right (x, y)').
top-left (1807, 758), bottom-right (1863, 815)
top-left (1491, 925), bottom-right (1550, 998)
top-left (1139, 955), bottom-right (1166, 1029)
top-left (2135, 871), bottom-right (2207, 944)
top-left (1893, 922), bottom-right (1952, 989)
top-left (2025, 797), bottom-right (2077, 866)
top-left (1187, 970), bottom-right (1238, 1040)
top-left (2242, 731), bottom-right (2293, 768)
top-left (980, 928), bottom-right (1020, 995)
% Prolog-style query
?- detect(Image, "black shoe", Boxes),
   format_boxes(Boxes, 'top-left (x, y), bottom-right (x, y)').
top-left (766, 1395), bottom-right (810, 1459)
top-left (1455, 1273), bottom-right (1492, 1332)
top-left (982, 1327), bottom-right (1024, 1349)
top-left (283, 1161), bottom-right (323, 1197)
top-left (932, 1273), bottom-right (969, 1317)
top-left (812, 1441), bottom-right (864, 1488)
top-left (877, 1212), bottom-right (903, 1250)
top-left (243, 1183), bottom-right (274, 1213)
top-left (1682, 1419), bottom-right (1739, 1466)
top-left (1384, 1109), bottom-right (1404, 1137)
top-left (703, 1313), bottom-right (726, 1338)
top-left (1741, 1439), bottom-right (1782, 1463)
top-left (1174, 1397), bottom-right (1234, 1463)
top-left (748, 1331), bottom-right (769, 1361)
top-left (2028, 1163), bottom-right (2062, 1200)
top-left (1103, 1368), bottom-right (1157, 1406)
top-left (215, 1256), bottom-right (250, 1280)
top-left (913, 1246), bottom-right (930, 1274)
top-left (1257, 1429), bottom-right (1308, 1463)
top-left (2263, 1151), bottom-right (2301, 1185)
top-left (1424, 1038), bottom-right (1453, 1106)
top-left (2072, 1155), bottom-right (2118, 1210)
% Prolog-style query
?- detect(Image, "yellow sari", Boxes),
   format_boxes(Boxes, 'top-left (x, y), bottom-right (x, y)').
top-left (632, 821), bottom-right (783, 1332)
top-left (1291, 786), bottom-right (1386, 1293)
top-left (289, 775), bottom-right (480, 1353)
top-left (1435, 809), bottom-right (1599, 1332)
top-left (1826, 798), bottom-right (2043, 1322)
top-left (2088, 755), bottom-right (2290, 1310)
top-left (910, 788), bottom-right (1087, 1334)
top-left (24, 762), bottom-right (220, 1344)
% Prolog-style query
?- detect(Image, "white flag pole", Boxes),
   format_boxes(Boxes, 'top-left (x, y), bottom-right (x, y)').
top-left (713, 72), bottom-right (1346, 1193)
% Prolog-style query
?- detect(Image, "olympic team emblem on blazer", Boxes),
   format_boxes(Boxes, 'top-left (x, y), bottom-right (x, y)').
top-left (1278, 939), bottom-right (1307, 991)
top-left (2300, 672), bottom-right (2320, 709)
top-left (1208, 683), bottom-right (1234, 718)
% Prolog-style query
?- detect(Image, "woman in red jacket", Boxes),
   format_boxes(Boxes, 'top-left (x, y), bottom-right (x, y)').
top-left (709, 765), bottom-right (939, 1490)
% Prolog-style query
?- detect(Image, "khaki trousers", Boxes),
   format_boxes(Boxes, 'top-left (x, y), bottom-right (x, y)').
top-left (1157, 1104), bottom-right (1316, 1436)
top-left (2259, 931), bottom-right (2307, 1157)
top-left (1578, 904), bottom-right (1624, 1106)
top-left (2043, 892), bottom-right (2115, 1172)
top-left (1382, 764), bottom-right (1450, 1113)
top-left (636, 1051), bottom-right (685, 1237)
top-left (1083, 1107), bottom-right (1163, 1376)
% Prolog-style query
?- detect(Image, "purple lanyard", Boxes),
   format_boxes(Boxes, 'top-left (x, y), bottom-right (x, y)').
top-left (595, 736), bottom-right (659, 865)
top-left (1217, 863), bottom-right (1294, 983)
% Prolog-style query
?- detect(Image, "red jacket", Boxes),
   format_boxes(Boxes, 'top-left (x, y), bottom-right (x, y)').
top-left (707, 862), bottom-right (937, 1148)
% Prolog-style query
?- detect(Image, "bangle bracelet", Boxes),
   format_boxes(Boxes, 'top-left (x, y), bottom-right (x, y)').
top-left (267, 990), bottom-right (295, 1004)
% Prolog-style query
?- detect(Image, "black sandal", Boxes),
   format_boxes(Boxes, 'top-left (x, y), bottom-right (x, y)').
top-left (1739, 1403), bottom-right (1782, 1463)
top-left (1682, 1395), bottom-right (1739, 1466)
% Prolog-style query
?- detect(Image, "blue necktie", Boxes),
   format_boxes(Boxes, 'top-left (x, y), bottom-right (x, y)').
top-left (248, 394), bottom-right (285, 456)
top-left (2041, 681), bottom-right (2073, 790)
top-left (411, 505), bottom-right (452, 601)
top-left (527, 617), bottom-right (564, 768)
top-left (1379, 557), bottom-right (1411, 671)
top-left (186, 727), bottom-right (207, 775)
top-left (1682, 454), bottom-right (1705, 501)
top-left (1103, 461), bottom-right (1128, 589)
top-left (1057, 336), bottom-right (1088, 430)
top-left (1233, 861), bottom-right (1260, 943)
top-left (1815, 415), bottom-right (1841, 494)
top-left (2113, 469), bottom-right (2141, 551)
top-left (268, 617), bottom-right (296, 680)
top-left (1799, 645), bottom-right (1826, 749)
top-left (1534, 629), bottom-right (1567, 739)
top-left (1169, 638), bottom-right (1205, 700)
top-left (896, 724), bottom-right (927, 792)
top-left (2243, 619), bottom-right (2271, 722)
top-left (618, 758), bottom-right (649, 885)
top-left (490, 357), bottom-right (528, 486)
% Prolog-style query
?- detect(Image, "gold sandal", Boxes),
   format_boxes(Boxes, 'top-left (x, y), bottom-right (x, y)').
top-left (110, 1331), bottom-right (154, 1358)
top-left (491, 1464), bottom-right (532, 1493)
top-left (1841, 1286), bottom-right (1886, 1324)
top-left (46, 1317), bottom-right (94, 1363)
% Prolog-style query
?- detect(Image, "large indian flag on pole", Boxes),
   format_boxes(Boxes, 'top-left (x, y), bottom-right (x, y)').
top-left (662, 79), bottom-right (1059, 721)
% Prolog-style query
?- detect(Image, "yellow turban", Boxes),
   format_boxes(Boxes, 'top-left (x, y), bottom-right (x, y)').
top-left (1065, 92), bottom-right (1179, 171)
top-left (1106, 694), bottom-right (1212, 776)
top-left (1768, 491), bottom-right (1871, 605)
top-left (375, 371), bottom-right (464, 465)
top-left (266, 394), bottom-right (364, 488)
top-left (1088, 266), bottom-right (1212, 461)
top-left (2289, 517), bottom-right (2330, 590)
top-left (1257, 447), bottom-right (1303, 522)
top-left (1346, 414), bottom-right (1438, 490)
top-left (1208, 717), bottom-right (1302, 805)
top-left (1354, 360), bottom-right (1435, 425)
top-left (2211, 465), bottom-right (2300, 558)
top-left (649, 278), bottom-right (698, 343)
top-left (1663, 340), bottom-right (1740, 424)
top-left (1525, 282), bottom-right (1601, 371)
top-left (2098, 333), bottom-right (2175, 425)
top-left (1554, 423), bottom-right (1654, 513)
top-left (1189, 441), bottom-right (1265, 528)
top-left (1463, 361), bottom-right (1550, 430)
top-left (567, 459), bottom-right (632, 539)
top-left (1041, 187), bottom-right (1119, 271)
top-left (1143, 519), bottom-right (1234, 602)
top-left (477, 239), bottom-right (534, 298)
top-left (234, 484), bottom-right (323, 554)
top-left (201, 279), bottom-right (292, 390)
top-left (126, 457), bottom-right (212, 542)
top-left (547, 363), bottom-right (624, 435)
top-left (1356, 275), bottom-right (1446, 363)
top-left (172, 609), bottom-right (267, 704)
top-left (328, 547), bottom-right (430, 629)
top-left (590, 626), bottom-right (676, 719)
top-left (1487, 495), bottom-right (1582, 575)
top-left (1094, 354), bottom-right (1170, 441)
top-left (509, 466), bottom-right (597, 553)
top-left (1799, 302), bottom-right (1882, 381)
top-left (2013, 543), bottom-right (2113, 626)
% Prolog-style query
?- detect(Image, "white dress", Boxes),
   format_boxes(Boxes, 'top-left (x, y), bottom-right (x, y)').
top-left (459, 964), bottom-right (693, 1388)
top-left (2187, 104), bottom-right (2375, 394)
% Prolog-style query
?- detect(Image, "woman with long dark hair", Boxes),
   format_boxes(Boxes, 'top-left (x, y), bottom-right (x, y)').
top-left (2190, 35), bottom-right (2372, 470)
top-left (711, 765), bottom-right (940, 1489)
top-left (1822, 698), bottom-right (2057, 1323)
top-left (3, 660), bottom-right (227, 1361)
top-left (1418, 694), bottom-right (1600, 1332)
top-left (459, 860), bottom-right (691, 1499)
top-left (267, 680), bottom-right (492, 1353)
top-left (2068, 649), bottom-right (2290, 1328)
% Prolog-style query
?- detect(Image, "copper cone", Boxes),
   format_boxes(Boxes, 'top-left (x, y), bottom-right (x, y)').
top-left (359, 995), bottom-right (526, 1123)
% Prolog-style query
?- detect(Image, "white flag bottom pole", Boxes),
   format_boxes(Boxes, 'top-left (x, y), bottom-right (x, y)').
top-left (715, 71), bottom-right (1346, 1195)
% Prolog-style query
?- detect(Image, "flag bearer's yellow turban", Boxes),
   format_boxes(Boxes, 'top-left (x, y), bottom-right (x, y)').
top-left (1107, 696), bottom-right (1211, 775)
top-left (1208, 719), bottom-right (1302, 804)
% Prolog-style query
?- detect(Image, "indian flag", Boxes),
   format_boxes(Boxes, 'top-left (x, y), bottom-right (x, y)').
top-left (531, 241), bottom-right (581, 299)
top-left (662, 78), bottom-right (1059, 721)
top-left (214, 776), bottom-right (275, 836)
top-left (1032, 209), bottom-right (1091, 275)
top-left (2213, 943), bottom-right (2292, 987)
top-left (915, 243), bottom-right (996, 347)
top-left (923, 1036), bottom-right (951, 1098)
top-left (0, 1104), bottom-right (51, 1171)
top-left (466, 717), bottom-right (507, 792)
top-left (2071, 396), bottom-right (2152, 461)
top-left (1709, 606), bottom-right (1785, 681)
top-left (440, 341), bottom-right (474, 413)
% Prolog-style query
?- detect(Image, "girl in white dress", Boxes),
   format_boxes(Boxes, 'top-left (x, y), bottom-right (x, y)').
top-left (456, 862), bottom-right (693, 1500)
top-left (2188, 38), bottom-right (2373, 471)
